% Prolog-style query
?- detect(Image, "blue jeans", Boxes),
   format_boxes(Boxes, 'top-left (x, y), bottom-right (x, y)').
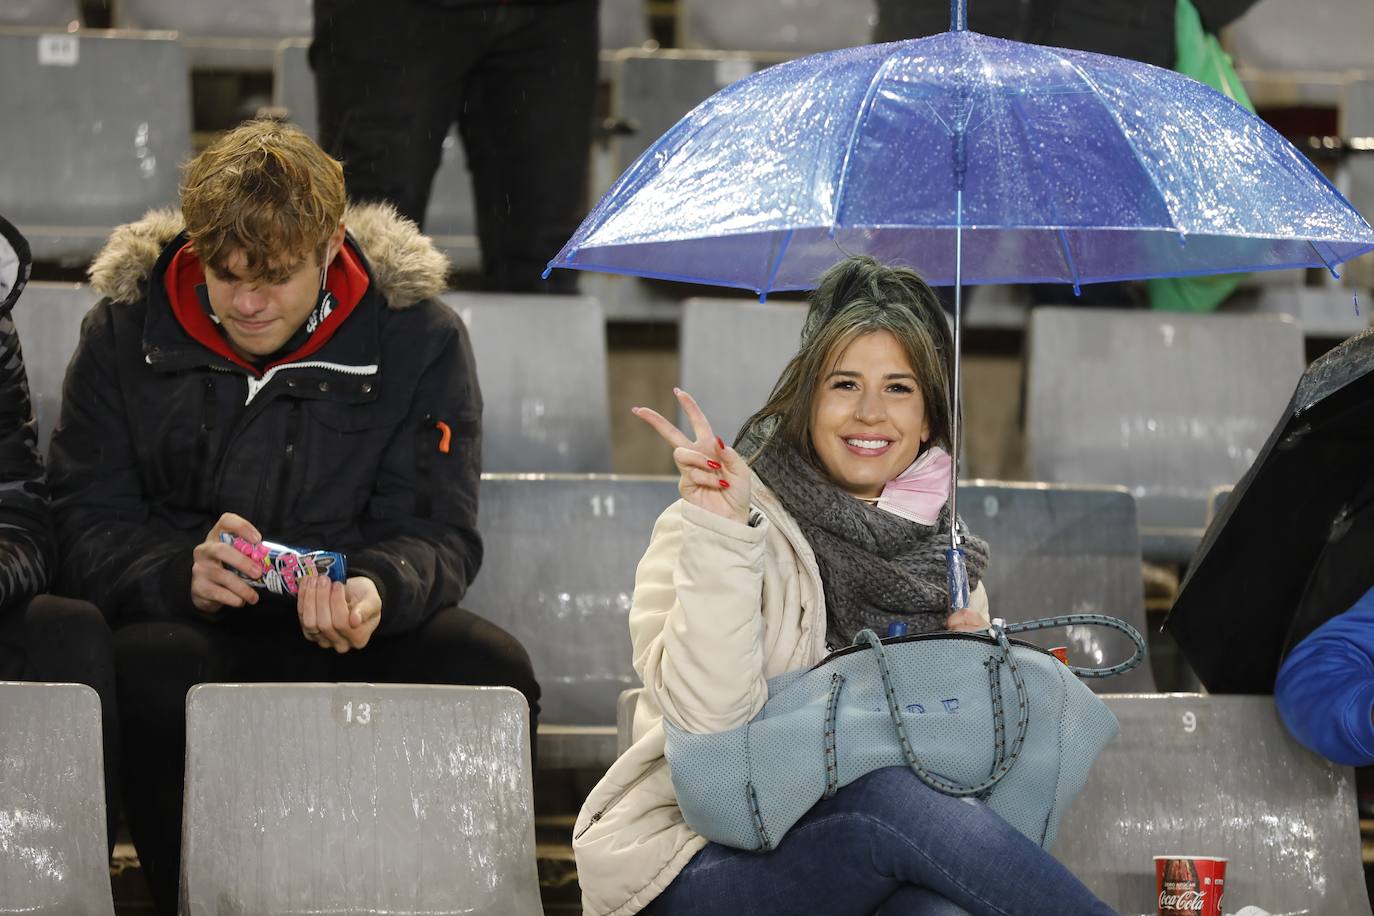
top-left (644, 767), bottom-right (1117, 916)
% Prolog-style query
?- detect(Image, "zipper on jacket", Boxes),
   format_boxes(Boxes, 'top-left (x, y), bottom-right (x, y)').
top-left (244, 360), bottom-right (379, 405)
top-left (264, 401), bottom-right (300, 532)
top-left (574, 758), bottom-right (667, 841)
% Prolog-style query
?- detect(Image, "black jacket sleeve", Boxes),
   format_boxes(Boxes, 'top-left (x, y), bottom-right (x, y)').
top-left (47, 303), bottom-right (196, 622)
top-left (347, 310), bottom-right (483, 635)
top-left (0, 313), bottom-right (55, 615)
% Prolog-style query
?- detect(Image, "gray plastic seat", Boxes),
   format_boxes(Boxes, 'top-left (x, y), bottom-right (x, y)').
top-left (0, 28), bottom-right (190, 266)
top-left (0, 0), bottom-right (77, 26)
top-left (115, 0), bottom-right (309, 70)
top-left (612, 50), bottom-right (790, 178)
top-left (0, 682), bottom-right (114, 916)
top-left (677, 0), bottom-right (875, 53)
top-left (273, 39), bottom-right (477, 269)
top-left (466, 474), bottom-right (679, 767)
top-left (1055, 694), bottom-right (1371, 916)
top-left (679, 296), bottom-right (807, 442)
top-left (602, 0), bottom-right (650, 49)
top-left (181, 683), bottom-right (539, 916)
top-left (958, 481), bottom-right (1155, 692)
top-left (1026, 308), bottom-right (1305, 564)
top-left (9, 282), bottom-right (98, 454)
top-left (441, 293), bottom-right (612, 472)
top-left (1226, 0), bottom-right (1374, 76)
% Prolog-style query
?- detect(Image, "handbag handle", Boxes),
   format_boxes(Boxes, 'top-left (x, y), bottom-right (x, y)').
top-left (1001, 613), bottom-right (1147, 679)
top-left (853, 625), bottom-right (1031, 798)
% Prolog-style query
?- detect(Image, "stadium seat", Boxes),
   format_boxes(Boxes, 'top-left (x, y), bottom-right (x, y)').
top-left (114, 0), bottom-right (309, 71)
top-left (601, 0), bottom-right (650, 49)
top-left (0, 28), bottom-right (190, 266)
top-left (611, 50), bottom-right (790, 179)
top-left (0, 682), bottom-right (114, 916)
top-left (465, 473), bottom-right (679, 767)
top-left (1026, 308), bottom-right (1304, 564)
top-left (0, 0), bottom-right (77, 26)
top-left (181, 683), bottom-right (540, 916)
top-left (441, 293), bottom-right (613, 473)
top-left (1226, 0), bottom-right (1374, 76)
top-left (677, 0), bottom-right (875, 53)
top-left (272, 39), bottom-right (479, 271)
top-left (678, 296), bottom-right (807, 442)
top-left (10, 282), bottom-right (98, 454)
top-left (959, 481), bottom-right (1155, 692)
top-left (1055, 694), bottom-right (1372, 916)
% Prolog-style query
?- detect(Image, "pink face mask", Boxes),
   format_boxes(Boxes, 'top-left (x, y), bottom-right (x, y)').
top-left (875, 446), bottom-right (952, 526)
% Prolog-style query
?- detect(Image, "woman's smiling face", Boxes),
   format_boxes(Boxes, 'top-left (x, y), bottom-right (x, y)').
top-left (809, 330), bottom-right (930, 499)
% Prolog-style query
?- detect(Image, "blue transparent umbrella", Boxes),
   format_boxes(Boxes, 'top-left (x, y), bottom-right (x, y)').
top-left (546, 0), bottom-right (1374, 606)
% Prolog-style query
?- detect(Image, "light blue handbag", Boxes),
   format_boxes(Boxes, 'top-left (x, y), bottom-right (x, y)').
top-left (663, 614), bottom-right (1146, 852)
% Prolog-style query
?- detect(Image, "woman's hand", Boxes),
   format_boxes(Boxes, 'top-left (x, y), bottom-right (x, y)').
top-left (632, 388), bottom-right (751, 525)
top-left (945, 608), bottom-right (988, 633)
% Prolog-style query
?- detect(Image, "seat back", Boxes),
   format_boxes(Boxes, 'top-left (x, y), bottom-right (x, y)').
top-left (115, 0), bottom-right (309, 69)
top-left (466, 475), bottom-right (677, 752)
top-left (442, 294), bottom-right (612, 472)
top-left (1056, 694), bottom-right (1372, 915)
top-left (181, 683), bottom-right (540, 916)
top-left (0, 0), bottom-right (77, 25)
top-left (1226, 0), bottom-right (1374, 73)
top-left (10, 282), bottom-right (98, 454)
top-left (678, 296), bottom-right (807, 442)
top-left (958, 481), bottom-right (1155, 692)
top-left (0, 682), bottom-right (114, 916)
top-left (273, 39), bottom-right (475, 241)
top-left (677, 0), bottom-right (874, 52)
top-left (0, 28), bottom-right (191, 264)
top-left (1026, 308), bottom-right (1304, 537)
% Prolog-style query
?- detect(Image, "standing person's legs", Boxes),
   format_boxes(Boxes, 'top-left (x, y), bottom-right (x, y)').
top-left (460, 0), bottom-right (598, 293)
top-left (333, 605), bottom-right (541, 732)
top-left (114, 618), bottom-right (327, 916)
top-left (312, 0), bottom-right (476, 228)
top-left (644, 767), bottom-right (1116, 916)
top-left (0, 595), bottom-right (120, 853)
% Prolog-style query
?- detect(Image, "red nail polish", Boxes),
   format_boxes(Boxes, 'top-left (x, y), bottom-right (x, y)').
top-left (707, 459), bottom-right (722, 470)
top-left (718, 479), bottom-right (731, 489)
top-left (716, 436), bottom-right (726, 450)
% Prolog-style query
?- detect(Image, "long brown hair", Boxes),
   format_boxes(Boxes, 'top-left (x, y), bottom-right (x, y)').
top-left (736, 256), bottom-right (955, 473)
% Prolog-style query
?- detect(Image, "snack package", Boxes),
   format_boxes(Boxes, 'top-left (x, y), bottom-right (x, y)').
top-left (221, 534), bottom-right (347, 597)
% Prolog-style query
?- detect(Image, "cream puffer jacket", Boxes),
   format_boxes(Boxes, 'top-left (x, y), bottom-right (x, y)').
top-left (572, 473), bottom-right (991, 916)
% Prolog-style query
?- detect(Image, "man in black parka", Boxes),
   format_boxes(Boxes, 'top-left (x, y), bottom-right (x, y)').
top-left (47, 120), bottom-right (540, 915)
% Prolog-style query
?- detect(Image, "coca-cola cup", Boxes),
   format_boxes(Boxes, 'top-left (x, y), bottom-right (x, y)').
top-left (1154, 855), bottom-right (1227, 916)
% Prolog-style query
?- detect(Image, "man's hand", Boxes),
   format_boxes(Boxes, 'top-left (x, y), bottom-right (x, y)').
top-left (190, 513), bottom-right (264, 614)
top-left (298, 575), bottom-right (382, 653)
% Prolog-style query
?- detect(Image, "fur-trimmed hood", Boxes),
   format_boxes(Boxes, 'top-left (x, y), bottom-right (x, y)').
top-left (88, 202), bottom-right (449, 309)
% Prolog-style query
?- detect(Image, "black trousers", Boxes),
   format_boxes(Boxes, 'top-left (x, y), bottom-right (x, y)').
top-left (0, 594), bottom-right (120, 853)
top-left (312, 0), bottom-right (599, 293)
top-left (115, 606), bottom-right (541, 916)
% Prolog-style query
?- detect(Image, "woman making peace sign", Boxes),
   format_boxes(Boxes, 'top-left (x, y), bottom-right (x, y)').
top-left (574, 257), bottom-right (1116, 916)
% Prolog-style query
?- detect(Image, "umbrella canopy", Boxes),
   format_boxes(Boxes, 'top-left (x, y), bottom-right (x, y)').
top-left (0, 211), bottom-right (30, 317)
top-left (1167, 329), bottom-right (1374, 693)
top-left (547, 29), bottom-right (1374, 295)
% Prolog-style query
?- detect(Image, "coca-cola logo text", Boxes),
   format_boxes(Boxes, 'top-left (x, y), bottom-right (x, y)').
top-left (1158, 889), bottom-right (1206, 911)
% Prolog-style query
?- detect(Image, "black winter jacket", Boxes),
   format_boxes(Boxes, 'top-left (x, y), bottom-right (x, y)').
top-left (0, 213), bottom-right (53, 614)
top-left (48, 204), bottom-right (482, 634)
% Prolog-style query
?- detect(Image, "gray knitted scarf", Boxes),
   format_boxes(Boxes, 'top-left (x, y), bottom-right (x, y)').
top-left (750, 440), bottom-right (989, 647)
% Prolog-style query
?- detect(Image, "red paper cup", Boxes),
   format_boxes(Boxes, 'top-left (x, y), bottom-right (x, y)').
top-left (1155, 855), bottom-right (1227, 916)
